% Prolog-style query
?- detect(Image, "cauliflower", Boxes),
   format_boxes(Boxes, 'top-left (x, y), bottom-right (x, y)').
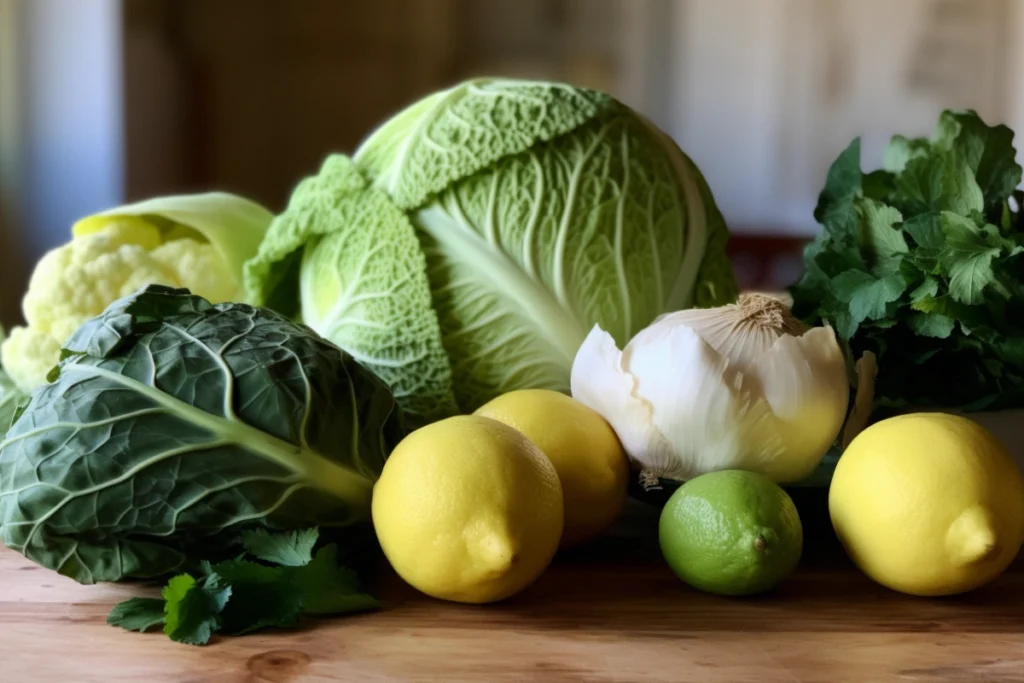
top-left (0, 193), bottom-right (273, 393)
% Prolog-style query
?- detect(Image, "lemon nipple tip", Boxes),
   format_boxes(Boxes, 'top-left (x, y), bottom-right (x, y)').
top-left (947, 506), bottom-right (999, 566)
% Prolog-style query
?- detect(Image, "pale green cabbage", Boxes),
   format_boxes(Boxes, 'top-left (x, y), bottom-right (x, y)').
top-left (246, 79), bottom-right (737, 422)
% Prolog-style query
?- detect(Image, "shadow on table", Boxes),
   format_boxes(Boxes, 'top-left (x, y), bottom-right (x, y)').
top-left (370, 497), bottom-right (1024, 636)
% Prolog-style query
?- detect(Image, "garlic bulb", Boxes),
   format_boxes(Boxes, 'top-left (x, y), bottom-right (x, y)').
top-left (570, 293), bottom-right (849, 484)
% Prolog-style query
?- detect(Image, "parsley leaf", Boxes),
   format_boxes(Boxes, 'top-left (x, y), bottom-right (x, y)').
top-left (895, 151), bottom-right (983, 215)
top-left (909, 276), bottom-right (939, 303)
top-left (940, 212), bottom-right (1001, 305)
top-left (903, 213), bottom-right (945, 251)
top-left (107, 597), bottom-right (165, 633)
top-left (210, 558), bottom-right (305, 635)
top-left (830, 270), bottom-right (906, 336)
top-left (292, 544), bottom-right (381, 615)
top-left (241, 527), bottom-right (319, 567)
top-left (108, 527), bottom-right (379, 646)
top-left (907, 312), bottom-right (955, 339)
top-left (162, 573), bottom-right (232, 645)
top-left (883, 134), bottom-right (931, 173)
top-left (815, 137), bottom-right (863, 222)
top-left (858, 199), bottom-right (906, 274)
top-left (940, 111), bottom-right (1023, 214)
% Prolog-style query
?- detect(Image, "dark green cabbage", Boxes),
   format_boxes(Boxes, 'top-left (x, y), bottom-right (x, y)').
top-left (0, 285), bottom-right (400, 584)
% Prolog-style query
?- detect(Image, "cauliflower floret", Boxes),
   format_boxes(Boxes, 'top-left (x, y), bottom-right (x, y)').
top-left (0, 326), bottom-right (62, 392)
top-left (22, 222), bottom-right (183, 342)
top-left (150, 240), bottom-right (239, 304)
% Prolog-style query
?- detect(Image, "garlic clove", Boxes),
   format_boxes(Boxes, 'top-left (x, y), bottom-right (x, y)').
top-left (749, 326), bottom-right (849, 482)
top-left (570, 325), bottom-right (675, 477)
top-left (624, 321), bottom-right (780, 481)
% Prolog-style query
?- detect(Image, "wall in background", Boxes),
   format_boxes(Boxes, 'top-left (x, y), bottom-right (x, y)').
top-left (0, 0), bottom-right (23, 325)
top-left (123, 0), bottom-right (462, 211)
top-left (7, 0), bottom-right (1024, 304)
top-left (19, 0), bottom-right (124, 259)
top-left (1, 0), bottom-right (125, 323)
top-left (662, 0), bottom-right (1018, 237)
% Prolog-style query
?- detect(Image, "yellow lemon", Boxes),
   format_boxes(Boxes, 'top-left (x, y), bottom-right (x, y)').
top-left (372, 415), bottom-right (563, 603)
top-left (830, 413), bottom-right (1024, 596)
top-left (475, 389), bottom-right (629, 547)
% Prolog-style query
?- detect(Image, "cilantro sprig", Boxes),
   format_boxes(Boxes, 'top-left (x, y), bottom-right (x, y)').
top-left (107, 528), bottom-right (378, 645)
top-left (792, 110), bottom-right (1024, 411)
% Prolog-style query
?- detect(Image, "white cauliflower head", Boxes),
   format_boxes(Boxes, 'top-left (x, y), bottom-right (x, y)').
top-left (0, 193), bottom-right (272, 392)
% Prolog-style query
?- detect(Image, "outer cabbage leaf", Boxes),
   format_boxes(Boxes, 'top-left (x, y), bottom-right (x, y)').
top-left (245, 156), bottom-right (457, 422)
top-left (355, 79), bottom-right (616, 210)
top-left (0, 286), bottom-right (400, 584)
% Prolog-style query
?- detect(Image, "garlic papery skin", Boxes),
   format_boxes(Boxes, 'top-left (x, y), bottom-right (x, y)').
top-left (570, 293), bottom-right (849, 484)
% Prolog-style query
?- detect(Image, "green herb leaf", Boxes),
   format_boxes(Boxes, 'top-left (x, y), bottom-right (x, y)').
top-left (980, 223), bottom-right (1022, 254)
top-left (291, 544), bottom-right (380, 615)
top-left (883, 134), bottom-right (931, 173)
top-left (862, 169), bottom-right (897, 202)
top-left (830, 270), bottom-right (906, 337)
top-left (858, 199), bottom-right (906, 274)
top-left (903, 213), bottom-right (945, 251)
top-left (209, 558), bottom-right (306, 635)
top-left (815, 138), bottom-right (863, 223)
top-left (940, 111), bottom-right (1023, 215)
top-left (907, 312), bottom-right (955, 339)
top-left (107, 597), bottom-right (165, 633)
top-left (940, 212), bottom-right (1001, 304)
top-left (162, 573), bottom-right (232, 646)
top-left (994, 338), bottom-right (1024, 369)
top-left (909, 276), bottom-right (940, 303)
top-left (896, 151), bottom-right (983, 216)
top-left (241, 528), bottom-right (319, 567)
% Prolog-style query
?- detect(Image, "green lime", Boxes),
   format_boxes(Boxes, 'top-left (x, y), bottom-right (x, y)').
top-left (659, 470), bottom-right (803, 596)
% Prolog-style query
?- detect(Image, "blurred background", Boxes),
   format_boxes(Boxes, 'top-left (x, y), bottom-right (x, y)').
top-left (0, 0), bottom-right (1021, 326)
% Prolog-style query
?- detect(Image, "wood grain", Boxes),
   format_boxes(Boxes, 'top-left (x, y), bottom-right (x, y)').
top-left (2, 502), bottom-right (1023, 683)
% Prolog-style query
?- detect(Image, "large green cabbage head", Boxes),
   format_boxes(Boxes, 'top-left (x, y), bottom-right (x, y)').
top-left (246, 79), bottom-right (737, 422)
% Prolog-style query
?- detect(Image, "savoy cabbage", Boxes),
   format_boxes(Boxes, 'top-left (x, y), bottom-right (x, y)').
top-left (245, 79), bottom-right (737, 423)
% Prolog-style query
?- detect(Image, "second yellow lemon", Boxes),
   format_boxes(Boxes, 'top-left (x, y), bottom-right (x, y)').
top-left (475, 389), bottom-right (629, 547)
top-left (372, 415), bottom-right (563, 604)
top-left (830, 413), bottom-right (1024, 596)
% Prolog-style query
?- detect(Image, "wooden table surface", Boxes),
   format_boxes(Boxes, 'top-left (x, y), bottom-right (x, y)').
top-left (2, 501), bottom-right (1023, 683)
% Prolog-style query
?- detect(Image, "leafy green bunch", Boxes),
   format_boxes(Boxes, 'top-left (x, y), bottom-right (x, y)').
top-left (109, 528), bottom-right (378, 645)
top-left (792, 110), bottom-right (1024, 410)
